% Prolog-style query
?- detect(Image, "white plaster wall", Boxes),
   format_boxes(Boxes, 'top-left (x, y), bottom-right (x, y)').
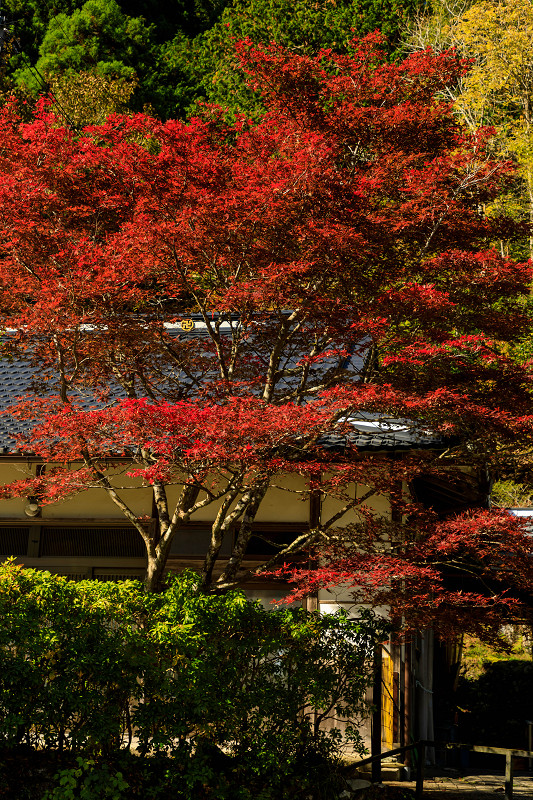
top-left (42, 486), bottom-right (152, 519)
top-left (317, 479), bottom-right (391, 607)
top-left (319, 599), bottom-right (390, 619)
top-left (0, 463), bottom-right (310, 524)
top-left (320, 481), bottom-right (391, 528)
top-left (0, 462), bottom-right (37, 518)
top-left (0, 461), bottom-right (152, 520)
top-left (185, 473), bottom-right (310, 523)
top-left (45, 464), bottom-right (153, 519)
top-left (0, 463), bottom-right (388, 531)
top-left (254, 474), bottom-right (309, 523)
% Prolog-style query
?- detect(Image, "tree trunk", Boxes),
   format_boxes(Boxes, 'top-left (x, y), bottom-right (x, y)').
top-left (144, 547), bottom-right (168, 593)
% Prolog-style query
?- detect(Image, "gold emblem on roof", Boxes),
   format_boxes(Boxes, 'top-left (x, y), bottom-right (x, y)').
top-left (180, 319), bottom-right (195, 332)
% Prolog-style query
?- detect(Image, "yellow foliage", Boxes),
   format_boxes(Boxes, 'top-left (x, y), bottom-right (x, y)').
top-left (48, 71), bottom-right (137, 128)
top-left (449, 0), bottom-right (533, 251)
top-left (453, 0), bottom-right (533, 128)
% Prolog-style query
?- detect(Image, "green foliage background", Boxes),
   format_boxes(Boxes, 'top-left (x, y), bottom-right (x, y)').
top-left (457, 658), bottom-right (533, 750)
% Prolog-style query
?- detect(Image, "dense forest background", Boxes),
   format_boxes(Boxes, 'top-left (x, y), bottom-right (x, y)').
top-left (0, 0), bottom-right (425, 119)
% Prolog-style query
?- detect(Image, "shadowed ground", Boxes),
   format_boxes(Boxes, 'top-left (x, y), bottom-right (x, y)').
top-left (388, 768), bottom-right (533, 797)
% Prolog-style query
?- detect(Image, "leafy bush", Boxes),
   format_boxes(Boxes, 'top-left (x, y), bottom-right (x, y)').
top-left (0, 564), bottom-right (144, 753)
top-left (0, 563), bottom-right (385, 798)
top-left (42, 757), bottom-right (129, 800)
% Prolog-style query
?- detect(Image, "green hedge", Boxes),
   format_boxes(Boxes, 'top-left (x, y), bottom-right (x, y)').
top-left (0, 562), bottom-right (384, 798)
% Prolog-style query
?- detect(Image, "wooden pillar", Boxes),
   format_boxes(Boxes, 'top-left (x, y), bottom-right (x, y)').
top-left (505, 752), bottom-right (513, 800)
top-left (372, 644), bottom-right (383, 782)
top-left (309, 487), bottom-right (321, 529)
top-left (404, 640), bottom-right (412, 766)
top-left (415, 742), bottom-right (426, 799)
top-left (393, 669), bottom-right (400, 744)
top-left (27, 523), bottom-right (41, 557)
top-left (304, 594), bottom-right (318, 612)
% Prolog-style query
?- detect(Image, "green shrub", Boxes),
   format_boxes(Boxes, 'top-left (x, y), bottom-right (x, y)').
top-left (0, 562), bottom-right (385, 797)
top-left (0, 564), bottom-right (146, 753)
top-left (42, 757), bottom-right (129, 800)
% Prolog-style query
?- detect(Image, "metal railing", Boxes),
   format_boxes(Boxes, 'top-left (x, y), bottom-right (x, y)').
top-left (355, 739), bottom-right (532, 800)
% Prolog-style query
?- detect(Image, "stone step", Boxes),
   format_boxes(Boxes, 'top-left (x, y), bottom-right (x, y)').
top-left (356, 762), bottom-right (406, 781)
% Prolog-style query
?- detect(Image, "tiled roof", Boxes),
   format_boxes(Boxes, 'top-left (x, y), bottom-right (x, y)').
top-left (0, 358), bottom-right (52, 452)
top-left (320, 414), bottom-right (444, 452)
top-left (0, 357), bottom-right (128, 453)
top-left (0, 322), bottom-right (445, 454)
top-left (508, 509), bottom-right (533, 535)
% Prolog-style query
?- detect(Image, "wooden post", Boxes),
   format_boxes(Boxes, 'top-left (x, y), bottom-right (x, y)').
top-left (309, 488), bottom-right (321, 529)
top-left (505, 751), bottom-right (513, 800)
top-left (404, 641), bottom-right (412, 768)
top-left (393, 669), bottom-right (400, 744)
top-left (372, 644), bottom-right (383, 783)
top-left (27, 523), bottom-right (41, 557)
top-left (415, 742), bottom-right (426, 800)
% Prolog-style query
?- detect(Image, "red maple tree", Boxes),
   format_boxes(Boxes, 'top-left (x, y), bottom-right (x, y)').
top-left (0, 35), bottom-right (531, 632)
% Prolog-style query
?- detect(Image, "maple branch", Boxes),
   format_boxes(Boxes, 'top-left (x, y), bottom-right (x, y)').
top-left (262, 310), bottom-right (301, 403)
top-left (168, 244), bottom-right (231, 384)
top-left (278, 372), bottom-right (352, 404)
top-left (220, 486), bottom-right (379, 590)
top-left (227, 318), bottom-right (245, 381)
top-left (135, 370), bottom-right (158, 401)
top-left (81, 450), bottom-right (152, 551)
top-left (225, 528), bottom-right (324, 590)
top-left (319, 487), bottom-right (377, 531)
top-left (155, 339), bottom-right (206, 396)
top-left (152, 480), bottom-right (172, 534)
top-left (201, 483), bottom-right (243, 588)
top-left (421, 163), bottom-right (502, 256)
top-left (53, 336), bottom-right (71, 404)
top-left (216, 477), bottom-right (271, 587)
top-left (16, 255), bottom-right (41, 282)
top-left (156, 481), bottom-right (201, 563)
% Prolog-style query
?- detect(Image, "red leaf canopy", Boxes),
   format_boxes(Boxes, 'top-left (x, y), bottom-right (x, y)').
top-left (0, 36), bottom-right (531, 617)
